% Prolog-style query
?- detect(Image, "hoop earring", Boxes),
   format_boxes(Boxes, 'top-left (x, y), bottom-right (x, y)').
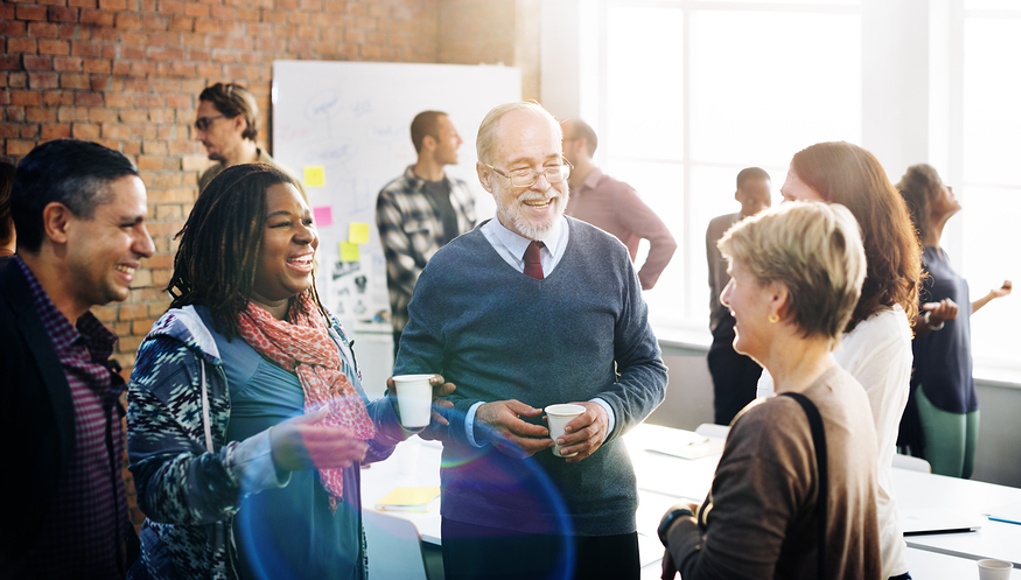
top-left (768, 313), bottom-right (780, 324)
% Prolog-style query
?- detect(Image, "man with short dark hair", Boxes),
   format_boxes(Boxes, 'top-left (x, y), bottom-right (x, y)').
top-left (706, 166), bottom-right (772, 425)
top-left (376, 110), bottom-right (477, 357)
top-left (562, 118), bottom-right (676, 290)
top-left (195, 82), bottom-right (302, 194)
top-left (0, 139), bottom-right (154, 577)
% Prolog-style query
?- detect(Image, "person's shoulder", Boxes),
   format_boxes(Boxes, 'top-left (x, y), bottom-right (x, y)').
top-left (144, 306), bottom-right (220, 358)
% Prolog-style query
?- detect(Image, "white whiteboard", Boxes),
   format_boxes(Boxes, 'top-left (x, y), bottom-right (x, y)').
top-left (271, 60), bottom-right (520, 324)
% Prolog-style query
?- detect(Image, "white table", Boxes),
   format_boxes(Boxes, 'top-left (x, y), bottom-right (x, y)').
top-left (360, 423), bottom-right (1021, 575)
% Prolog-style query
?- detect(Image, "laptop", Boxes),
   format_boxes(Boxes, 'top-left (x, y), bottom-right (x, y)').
top-left (901, 507), bottom-right (985, 535)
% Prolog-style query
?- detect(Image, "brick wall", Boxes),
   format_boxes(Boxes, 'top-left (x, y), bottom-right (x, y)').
top-left (2, 0), bottom-right (533, 529)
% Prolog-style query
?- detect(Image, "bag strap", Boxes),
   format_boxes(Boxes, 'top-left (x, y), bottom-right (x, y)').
top-left (781, 392), bottom-right (828, 580)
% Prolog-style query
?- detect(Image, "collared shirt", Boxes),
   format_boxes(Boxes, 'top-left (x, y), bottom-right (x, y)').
top-left (565, 167), bottom-right (676, 290)
top-left (15, 258), bottom-right (131, 577)
top-left (464, 217), bottom-right (615, 446)
top-left (376, 165), bottom-right (477, 333)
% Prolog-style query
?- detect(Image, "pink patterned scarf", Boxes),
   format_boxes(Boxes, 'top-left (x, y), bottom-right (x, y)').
top-left (236, 295), bottom-right (374, 507)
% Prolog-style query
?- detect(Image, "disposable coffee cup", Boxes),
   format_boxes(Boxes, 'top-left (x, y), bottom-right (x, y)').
top-left (977, 559), bottom-right (1013, 580)
top-left (392, 374), bottom-right (434, 429)
top-left (545, 403), bottom-right (585, 458)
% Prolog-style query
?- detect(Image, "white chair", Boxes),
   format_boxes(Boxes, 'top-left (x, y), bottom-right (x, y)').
top-left (892, 453), bottom-right (932, 473)
top-left (695, 423), bottom-right (731, 441)
top-left (363, 510), bottom-right (430, 580)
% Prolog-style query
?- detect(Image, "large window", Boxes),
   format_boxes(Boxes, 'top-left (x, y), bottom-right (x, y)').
top-left (570, 0), bottom-right (1020, 376)
top-left (959, 1), bottom-right (1021, 372)
top-left (579, 0), bottom-right (861, 330)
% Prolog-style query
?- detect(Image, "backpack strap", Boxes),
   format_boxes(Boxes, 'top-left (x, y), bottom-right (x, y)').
top-left (781, 392), bottom-right (828, 580)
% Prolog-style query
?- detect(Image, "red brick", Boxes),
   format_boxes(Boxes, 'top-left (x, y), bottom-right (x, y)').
top-left (20, 124), bottom-right (40, 139)
top-left (26, 107), bottom-right (57, 122)
top-left (0, 55), bottom-right (19, 71)
top-left (0, 3), bottom-right (13, 19)
top-left (60, 73), bottom-right (90, 89)
top-left (83, 58), bottom-right (111, 74)
top-left (75, 91), bottom-right (104, 107)
top-left (193, 18), bottom-right (218, 33)
top-left (98, 0), bottom-right (127, 10)
top-left (48, 6), bottom-right (79, 22)
top-left (28, 72), bottom-right (59, 88)
top-left (40, 124), bottom-right (71, 140)
top-left (158, 0), bottom-right (184, 14)
top-left (168, 16), bottom-right (192, 31)
top-left (38, 39), bottom-right (70, 55)
top-left (71, 123), bottom-right (101, 139)
top-left (90, 76), bottom-right (111, 91)
top-left (6, 140), bottom-right (37, 156)
top-left (16, 5), bottom-right (48, 21)
top-left (42, 90), bottom-right (74, 106)
top-left (80, 9), bottom-right (115, 25)
top-left (0, 19), bottom-right (27, 35)
top-left (22, 55), bottom-right (53, 71)
top-left (184, 2), bottom-right (208, 17)
top-left (89, 108), bottom-right (118, 123)
top-left (53, 56), bottom-right (83, 71)
top-left (116, 13), bottom-right (141, 28)
top-left (8, 38), bottom-right (38, 54)
top-left (105, 93), bottom-right (132, 108)
top-left (11, 91), bottom-right (42, 106)
top-left (69, 0), bottom-right (98, 7)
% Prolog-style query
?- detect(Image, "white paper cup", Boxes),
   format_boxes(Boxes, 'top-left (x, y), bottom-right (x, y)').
top-left (392, 374), bottom-right (434, 429)
top-left (978, 559), bottom-right (1014, 580)
top-left (545, 403), bottom-right (586, 458)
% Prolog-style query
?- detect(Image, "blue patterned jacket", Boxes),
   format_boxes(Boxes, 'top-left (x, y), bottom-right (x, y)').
top-left (127, 305), bottom-right (406, 579)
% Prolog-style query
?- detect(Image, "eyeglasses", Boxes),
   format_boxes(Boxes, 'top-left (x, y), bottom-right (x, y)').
top-left (194, 115), bottom-right (226, 131)
top-left (483, 159), bottom-right (573, 188)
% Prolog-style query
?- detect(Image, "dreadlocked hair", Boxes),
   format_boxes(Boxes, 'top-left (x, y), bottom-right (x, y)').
top-left (167, 163), bottom-right (328, 339)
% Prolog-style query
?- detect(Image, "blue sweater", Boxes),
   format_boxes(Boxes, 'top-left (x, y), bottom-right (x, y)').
top-left (397, 218), bottom-right (668, 536)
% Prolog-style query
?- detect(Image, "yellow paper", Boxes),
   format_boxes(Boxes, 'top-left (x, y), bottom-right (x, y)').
top-left (375, 486), bottom-right (440, 512)
top-left (349, 222), bottom-right (370, 244)
top-left (339, 241), bottom-right (360, 262)
top-left (303, 165), bottom-right (325, 188)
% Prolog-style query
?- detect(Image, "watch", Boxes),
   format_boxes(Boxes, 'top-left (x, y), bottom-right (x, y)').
top-left (658, 507), bottom-right (694, 547)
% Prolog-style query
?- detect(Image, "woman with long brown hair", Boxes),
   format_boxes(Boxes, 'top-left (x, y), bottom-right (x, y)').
top-left (766, 141), bottom-right (922, 579)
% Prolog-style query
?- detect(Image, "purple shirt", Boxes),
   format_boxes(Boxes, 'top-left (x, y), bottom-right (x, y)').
top-left (16, 258), bottom-right (131, 577)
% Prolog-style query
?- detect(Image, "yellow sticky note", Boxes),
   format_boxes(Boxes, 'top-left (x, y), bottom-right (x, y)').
top-left (349, 222), bottom-right (370, 244)
top-left (303, 165), bottom-right (325, 188)
top-left (339, 241), bottom-right (360, 262)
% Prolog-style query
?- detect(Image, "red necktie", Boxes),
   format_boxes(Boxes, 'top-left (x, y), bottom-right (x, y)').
top-left (524, 241), bottom-right (545, 280)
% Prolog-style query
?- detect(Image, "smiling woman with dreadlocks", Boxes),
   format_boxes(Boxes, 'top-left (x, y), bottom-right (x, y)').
top-left (126, 163), bottom-right (453, 579)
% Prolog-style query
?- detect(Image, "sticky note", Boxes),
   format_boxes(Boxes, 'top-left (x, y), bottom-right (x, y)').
top-left (349, 222), bottom-right (370, 244)
top-left (313, 206), bottom-right (333, 227)
top-left (303, 165), bottom-right (325, 188)
top-left (340, 241), bottom-right (360, 262)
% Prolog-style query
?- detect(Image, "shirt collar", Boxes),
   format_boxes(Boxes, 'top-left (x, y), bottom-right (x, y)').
top-left (488, 214), bottom-right (567, 261)
top-left (15, 256), bottom-right (118, 358)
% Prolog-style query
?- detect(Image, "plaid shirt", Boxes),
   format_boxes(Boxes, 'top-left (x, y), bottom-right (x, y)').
top-left (15, 258), bottom-right (132, 577)
top-left (376, 166), bottom-right (477, 332)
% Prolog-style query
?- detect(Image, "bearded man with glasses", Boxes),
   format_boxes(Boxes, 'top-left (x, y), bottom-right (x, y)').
top-left (394, 102), bottom-right (668, 580)
top-left (194, 82), bottom-right (304, 197)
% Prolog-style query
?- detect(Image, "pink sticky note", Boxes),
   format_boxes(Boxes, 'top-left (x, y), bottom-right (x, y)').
top-left (313, 206), bottom-right (333, 227)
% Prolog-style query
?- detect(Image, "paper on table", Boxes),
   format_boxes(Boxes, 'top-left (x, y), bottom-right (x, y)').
top-left (375, 486), bottom-right (440, 513)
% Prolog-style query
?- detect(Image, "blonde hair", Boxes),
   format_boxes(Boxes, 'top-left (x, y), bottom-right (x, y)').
top-left (476, 101), bottom-right (562, 164)
top-left (718, 201), bottom-right (866, 342)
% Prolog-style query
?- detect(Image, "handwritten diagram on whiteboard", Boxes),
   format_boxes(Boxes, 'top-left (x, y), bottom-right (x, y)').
top-left (271, 61), bottom-right (520, 326)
